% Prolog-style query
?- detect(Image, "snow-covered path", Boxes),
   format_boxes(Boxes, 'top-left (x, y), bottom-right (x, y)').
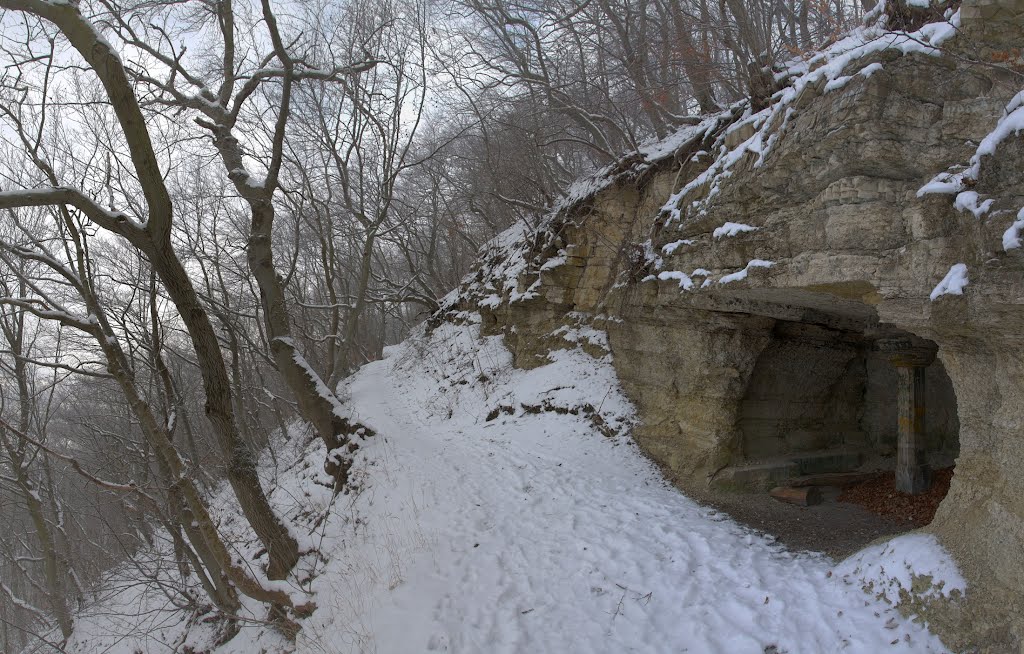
top-left (296, 321), bottom-right (960, 654)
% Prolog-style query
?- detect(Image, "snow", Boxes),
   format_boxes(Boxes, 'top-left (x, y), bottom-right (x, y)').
top-left (976, 90), bottom-right (1024, 159)
top-left (438, 221), bottom-right (545, 312)
top-left (277, 336), bottom-right (348, 420)
top-left (919, 90), bottom-right (1024, 201)
top-left (636, 115), bottom-right (733, 163)
top-left (552, 317), bottom-right (610, 351)
top-left (551, 112), bottom-right (733, 225)
top-left (952, 191), bottom-right (993, 218)
top-left (657, 269), bottom-right (694, 290)
top-left (661, 238), bottom-right (694, 255)
top-left (1003, 208), bottom-right (1024, 250)
top-left (713, 222), bottom-right (758, 239)
top-left (56, 318), bottom-right (963, 654)
top-left (719, 259), bottom-right (775, 284)
top-left (929, 263), bottom-right (969, 300)
top-left (916, 175), bottom-right (962, 196)
top-left (539, 254), bottom-right (566, 271)
top-left (860, 62), bottom-right (885, 78)
top-left (834, 533), bottom-right (966, 606)
top-left (302, 322), bottom-right (956, 654)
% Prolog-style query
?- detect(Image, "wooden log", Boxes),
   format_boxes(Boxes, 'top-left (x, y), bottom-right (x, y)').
top-left (769, 485), bottom-right (823, 506)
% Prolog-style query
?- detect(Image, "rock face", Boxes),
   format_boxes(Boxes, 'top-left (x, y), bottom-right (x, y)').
top-left (961, 0), bottom-right (1024, 47)
top-left (439, 13), bottom-right (1024, 652)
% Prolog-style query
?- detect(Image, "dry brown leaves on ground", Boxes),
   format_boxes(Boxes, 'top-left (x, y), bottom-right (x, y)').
top-left (839, 468), bottom-right (954, 527)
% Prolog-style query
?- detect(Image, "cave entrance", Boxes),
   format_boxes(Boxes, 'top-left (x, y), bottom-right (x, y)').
top-left (726, 321), bottom-right (959, 523)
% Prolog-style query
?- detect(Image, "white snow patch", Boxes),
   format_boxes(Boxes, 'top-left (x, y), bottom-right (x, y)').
top-left (662, 239), bottom-right (694, 255)
top-left (834, 533), bottom-right (967, 605)
top-left (859, 62), bottom-right (885, 78)
top-left (919, 89), bottom-right (1024, 199)
top-left (713, 222), bottom-right (758, 239)
top-left (662, 11), bottom-right (963, 226)
top-left (824, 74), bottom-right (855, 92)
top-left (929, 263), bottom-right (969, 300)
top-left (657, 270), bottom-right (694, 290)
top-left (719, 259), bottom-right (775, 284)
top-left (553, 322), bottom-right (610, 351)
top-left (540, 253), bottom-right (566, 271)
top-left (1003, 208), bottom-right (1024, 250)
top-left (953, 191), bottom-right (994, 218)
top-left (716, 223), bottom-right (757, 240)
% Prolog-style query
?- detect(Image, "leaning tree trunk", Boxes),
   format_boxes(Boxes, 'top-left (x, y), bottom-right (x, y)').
top-left (147, 244), bottom-right (300, 579)
top-left (87, 309), bottom-right (297, 618)
top-left (246, 201), bottom-right (363, 487)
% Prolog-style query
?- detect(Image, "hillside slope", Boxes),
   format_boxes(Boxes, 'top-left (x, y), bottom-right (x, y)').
top-left (59, 317), bottom-right (964, 653)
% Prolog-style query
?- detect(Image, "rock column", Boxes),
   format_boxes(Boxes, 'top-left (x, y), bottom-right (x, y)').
top-left (877, 337), bottom-right (938, 495)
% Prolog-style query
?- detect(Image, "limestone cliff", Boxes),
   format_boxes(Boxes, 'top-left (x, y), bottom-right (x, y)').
top-left (434, 3), bottom-right (1024, 650)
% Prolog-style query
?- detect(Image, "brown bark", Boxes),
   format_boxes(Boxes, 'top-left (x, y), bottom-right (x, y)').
top-left (146, 245), bottom-right (300, 578)
top-left (90, 310), bottom-right (291, 612)
top-left (209, 113), bottom-right (352, 475)
top-left (769, 486), bottom-right (823, 506)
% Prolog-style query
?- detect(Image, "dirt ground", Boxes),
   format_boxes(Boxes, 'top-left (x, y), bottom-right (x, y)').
top-left (680, 469), bottom-right (954, 560)
top-left (689, 489), bottom-right (911, 559)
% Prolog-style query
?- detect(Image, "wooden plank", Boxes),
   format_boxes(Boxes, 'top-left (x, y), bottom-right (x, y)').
top-left (769, 486), bottom-right (823, 506)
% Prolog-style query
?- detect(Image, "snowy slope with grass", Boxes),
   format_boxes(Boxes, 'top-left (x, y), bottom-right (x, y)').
top-left (57, 313), bottom-right (964, 654)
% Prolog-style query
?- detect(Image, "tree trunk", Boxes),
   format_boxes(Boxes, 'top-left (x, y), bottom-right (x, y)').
top-left (338, 228), bottom-right (377, 377)
top-left (212, 125), bottom-right (354, 480)
top-left (0, 306), bottom-right (74, 640)
top-left (92, 320), bottom-right (293, 614)
top-left (669, 0), bottom-right (720, 114)
top-left (247, 202), bottom-right (352, 459)
top-left (0, 0), bottom-right (299, 581)
top-left (144, 241), bottom-right (300, 579)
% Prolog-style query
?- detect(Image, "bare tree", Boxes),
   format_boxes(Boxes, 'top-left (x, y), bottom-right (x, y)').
top-left (89, 0), bottom-right (380, 469)
top-left (0, 209), bottom-right (304, 630)
top-left (0, 1), bottom-right (299, 581)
